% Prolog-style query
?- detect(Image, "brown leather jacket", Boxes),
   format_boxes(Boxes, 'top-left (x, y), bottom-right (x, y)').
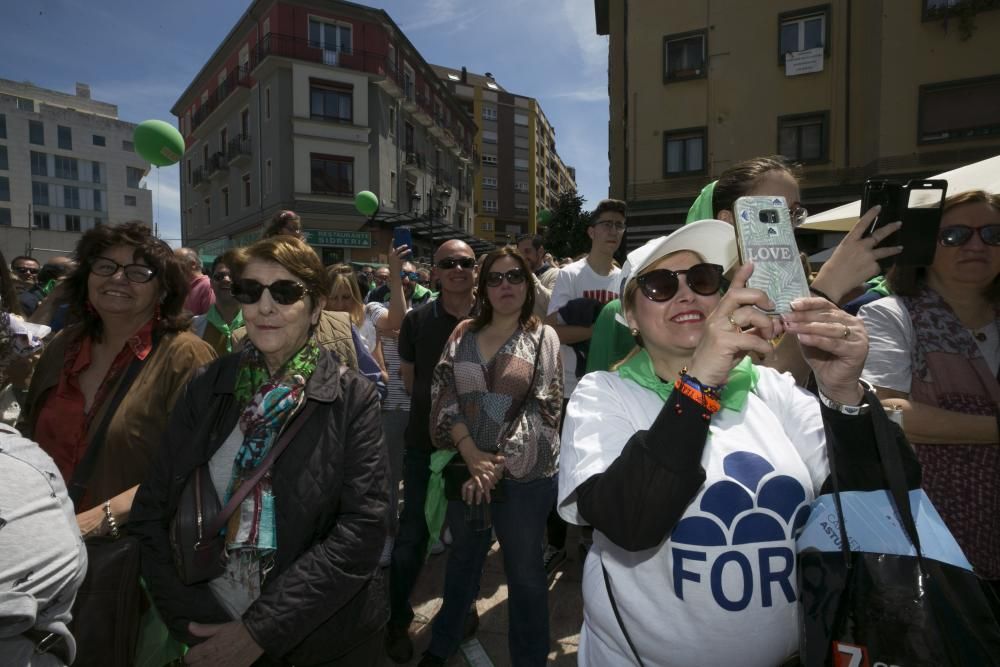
top-left (20, 325), bottom-right (217, 510)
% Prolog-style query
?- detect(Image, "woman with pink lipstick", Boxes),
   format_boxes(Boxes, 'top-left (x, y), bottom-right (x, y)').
top-left (860, 189), bottom-right (1000, 612)
top-left (424, 247), bottom-right (562, 666)
top-left (558, 220), bottom-right (877, 666)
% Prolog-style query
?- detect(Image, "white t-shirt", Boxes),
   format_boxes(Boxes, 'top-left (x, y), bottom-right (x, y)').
top-left (358, 302), bottom-right (383, 355)
top-left (559, 368), bottom-right (828, 667)
top-left (547, 258), bottom-right (621, 395)
top-left (859, 295), bottom-right (1000, 393)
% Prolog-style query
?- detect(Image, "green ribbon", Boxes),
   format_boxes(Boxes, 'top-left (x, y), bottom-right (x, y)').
top-left (685, 180), bottom-right (718, 224)
top-left (617, 349), bottom-right (758, 411)
top-left (205, 305), bottom-right (244, 353)
top-left (424, 449), bottom-right (457, 556)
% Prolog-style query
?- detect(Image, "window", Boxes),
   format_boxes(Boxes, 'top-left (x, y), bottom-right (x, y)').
top-left (55, 156), bottom-right (79, 180)
top-left (221, 186), bottom-right (230, 217)
top-left (124, 194), bottom-right (137, 206)
top-left (0, 177), bottom-right (8, 201)
top-left (664, 30), bottom-right (706, 81)
top-left (219, 127), bottom-right (228, 155)
top-left (663, 127), bottom-right (706, 176)
top-left (65, 215), bottom-right (81, 232)
top-left (515, 182), bottom-right (529, 192)
top-left (204, 197), bottom-right (211, 225)
top-left (33, 212), bottom-right (50, 230)
top-left (126, 166), bottom-right (144, 188)
top-left (310, 81), bottom-right (353, 122)
top-left (404, 122), bottom-right (415, 153)
top-left (265, 87), bottom-right (271, 120)
top-left (0, 114), bottom-right (5, 139)
top-left (482, 154), bottom-right (498, 166)
top-left (16, 97), bottom-right (33, 112)
top-left (310, 154), bottom-right (353, 195)
top-left (483, 200), bottom-right (498, 213)
top-left (514, 158), bottom-right (529, 171)
top-left (919, 75), bottom-right (1000, 143)
top-left (242, 174), bottom-right (251, 207)
top-left (389, 170), bottom-right (397, 204)
top-left (92, 162), bottom-right (101, 183)
top-left (64, 186), bottom-right (80, 209)
top-left (32, 182), bottom-right (48, 205)
top-left (483, 176), bottom-right (497, 188)
top-left (240, 108), bottom-right (250, 137)
top-left (187, 159), bottom-right (192, 185)
top-left (0, 146), bottom-right (6, 171)
top-left (779, 7), bottom-right (828, 62)
top-left (309, 18), bottom-right (352, 55)
top-left (482, 130), bottom-right (498, 144)
top-left (388, 106), bottom-right (396, 140)
top-left (265, 159), bottom-right (272, 194)
top-left (482, 106), bottom-right (497, 121)
top-left (481, 221), bottom-right (494, 231)
top-left (93, 189), bottom-right (102, 211)
top-left (514, 113), bottom-right (529, 126)
top-left (93, 134), bottom-right (106, 146)
top-left (29, 120), bottom-right (44, 145)
top-left (122, 139), bottom-right (134, 151)
top-left (0, 208), bottom-right (9, 226)
top-left (58, 125), bottom-right (72, 150)
top-left (778, 112), bottom-right (828, 162)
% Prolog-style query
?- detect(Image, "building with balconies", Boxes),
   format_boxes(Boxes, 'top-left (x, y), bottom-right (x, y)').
top-left (0, 79), bottom-right (153, 262)
top-left (173, 0), bottom-right (482, 266)
top-left (432, 66), bottom-right (577, 244)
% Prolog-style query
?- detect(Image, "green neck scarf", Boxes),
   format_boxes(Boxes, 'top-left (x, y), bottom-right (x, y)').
top-left (205, 304), bottom-right (245, 353)
top-left (617, 348), bottom-right (758, 411)
top-left (685, 180), bottom-right (718, 224)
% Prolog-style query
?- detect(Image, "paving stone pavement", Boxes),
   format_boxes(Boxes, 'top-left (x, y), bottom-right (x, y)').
top-left (383, 526), bottom-right (585, 666)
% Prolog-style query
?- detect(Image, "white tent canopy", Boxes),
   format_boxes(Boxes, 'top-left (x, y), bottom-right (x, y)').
top-left (800, 154), bottom-right (1000, 232)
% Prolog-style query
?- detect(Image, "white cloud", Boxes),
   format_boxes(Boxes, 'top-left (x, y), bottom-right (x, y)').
top-left (543, 86), bottom-right (608, 103)
top-left (145, 164), bottom-right (183, 246)
top-left (400, 0), bottom-right (488, 34)
top-left (560, 0), bottom-right (607, 73)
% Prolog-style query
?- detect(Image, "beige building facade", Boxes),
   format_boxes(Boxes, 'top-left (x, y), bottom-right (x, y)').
top-left (596, 0), bottom-right (1000, 249)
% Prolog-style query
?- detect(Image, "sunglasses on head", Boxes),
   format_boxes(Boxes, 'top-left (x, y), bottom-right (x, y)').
top-left (231, 279), bottom-right (309, 305)
top-left (400, 271), bottom-right (420, 281)
top-left (636, 263), bottom-right (725, 302)
top-left (938, 224), bottom-right (1000, 248)
top-left (437, 256), bottom-right (476, 270)
top-left (485, 268), bottom-right (526, 288)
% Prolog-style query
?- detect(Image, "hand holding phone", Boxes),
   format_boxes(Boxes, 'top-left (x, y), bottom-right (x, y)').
top-left (733, 196), bottom-right (811, 314)
top-left (392, 226), bottom-right (413, 255)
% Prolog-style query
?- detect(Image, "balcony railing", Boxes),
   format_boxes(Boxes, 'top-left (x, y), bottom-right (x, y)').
top-left (192, 166), bottom-right (209, 190)
top-left (191, 65), bottom-right (253, 132)
top-left (207, 152), bottom-right (228, 178)
top-left (227, 134), bottom-right (252, 164)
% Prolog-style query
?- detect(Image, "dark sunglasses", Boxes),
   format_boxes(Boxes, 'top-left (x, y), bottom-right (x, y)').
top-left (90, 257), bottom-right (157, 283)
top-left (938, 224), bottom-right (1000, 248)
top-left (13, 266), bottom-right (39, 275)
top-left (485, 268), bottom-right (526, 288)
top-left (437, 256), bottom-right (476, 270)
top-left (636, 263), bottom-right (725, 302)
top-left (231, 279), bottom-right (309, 305)
top-left (400, 271), bottom-right (420, 281)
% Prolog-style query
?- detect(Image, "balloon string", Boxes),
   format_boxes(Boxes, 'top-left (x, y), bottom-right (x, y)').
top-left (156, 167), bottom-right (160, 237)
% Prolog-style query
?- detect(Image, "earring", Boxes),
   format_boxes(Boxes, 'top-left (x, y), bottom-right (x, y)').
top-left (154, 303), bottom-right (162, 321)
top-left (630, 328), bottom-right (639, 337)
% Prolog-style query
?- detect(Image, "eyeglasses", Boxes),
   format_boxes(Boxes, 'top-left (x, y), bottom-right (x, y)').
top-left (212, 271), bottom-right (231, 282)
top-left (437, 256), bottom-right (476, 270)
top-left (12, 266), bottom-right (39, 276)
top-left (90, 257), bottom-right (157, 283)
top-left (485, 268), bottom-right (527, 287)
top-left (400, 271), bottom-right (420, 282)
top-left (593, 219), bottom-right (627, 233)
top-left (231, 279), bottom-right (309, 305)
top-left (938, 224), bottom-right (1000, 248)
top-left (790, 206), bottom-right (809, 227)
top-left (636, 263), bottom-right (725, 302)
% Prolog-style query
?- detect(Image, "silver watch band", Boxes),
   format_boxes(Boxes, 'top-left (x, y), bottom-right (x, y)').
top-left (818, 380), bottom-right (873, 416)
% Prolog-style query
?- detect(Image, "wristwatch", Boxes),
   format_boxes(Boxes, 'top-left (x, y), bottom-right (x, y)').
top-left (818, 379), bottom-right (874, 416)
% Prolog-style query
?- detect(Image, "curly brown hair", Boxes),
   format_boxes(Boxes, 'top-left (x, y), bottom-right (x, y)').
top-left (469, 247), bottom-right (539, 332)
top-left (63, 221), bottom-right (190, 339)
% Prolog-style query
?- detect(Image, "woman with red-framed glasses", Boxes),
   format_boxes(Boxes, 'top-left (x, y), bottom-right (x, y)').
top-left (860, 189), bottom-right (1000, 612)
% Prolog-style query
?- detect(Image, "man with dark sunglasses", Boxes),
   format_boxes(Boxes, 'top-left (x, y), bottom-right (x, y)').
top-left (386, 239), bottom-right (479, 663)
top-left (11, 256), bottom-right (44, 316)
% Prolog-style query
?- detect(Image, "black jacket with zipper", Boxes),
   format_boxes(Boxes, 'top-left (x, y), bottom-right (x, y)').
top-left (129, 349), bottom-right (390, 664)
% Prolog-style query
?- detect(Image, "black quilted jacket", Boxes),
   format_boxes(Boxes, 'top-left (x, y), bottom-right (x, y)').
top-left (130, 350), bottom-right (389, 664)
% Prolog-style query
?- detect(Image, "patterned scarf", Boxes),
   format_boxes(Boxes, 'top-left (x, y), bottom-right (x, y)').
top-left (205, 304), bottom-right (244, 353)
top-left (224, 336), bottom-right (321, 564)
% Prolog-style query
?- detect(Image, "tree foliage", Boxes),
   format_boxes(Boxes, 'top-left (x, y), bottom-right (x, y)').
top-left (540, 190), bottom-right (592, 259)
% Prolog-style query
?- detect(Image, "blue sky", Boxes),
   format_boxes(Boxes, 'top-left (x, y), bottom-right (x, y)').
top-left (2, 0), bottom-right (609, 245)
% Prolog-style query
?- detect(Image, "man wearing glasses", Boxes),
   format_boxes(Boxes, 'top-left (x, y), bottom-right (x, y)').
top-left (543, 198), bottom-right (627, 575)
top-left (11, 256), bottom-right (43, 316)
top-left (190, 257), bottom-right (243, 356)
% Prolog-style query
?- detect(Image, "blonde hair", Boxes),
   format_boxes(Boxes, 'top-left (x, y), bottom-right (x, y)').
top-left (326, 264), bottom-right (364, 327)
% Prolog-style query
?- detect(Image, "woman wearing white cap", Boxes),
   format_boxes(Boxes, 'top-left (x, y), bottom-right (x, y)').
top-left (558, 220), bottom-right (876, 666)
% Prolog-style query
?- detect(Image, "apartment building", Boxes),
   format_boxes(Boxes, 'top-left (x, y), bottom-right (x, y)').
top-left (595, 0), bottom-right (1000, 249)
top-left (0, 79), bottom-right (153, 262)
top-left (433, 66), bottom-right (577, 244)
top-left (174, 0), bottom-right (487, 267)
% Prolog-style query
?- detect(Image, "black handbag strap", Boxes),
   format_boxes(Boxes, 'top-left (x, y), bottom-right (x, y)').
top-left (602, 561), bottom-right (646, 667)
top-left (68, 345), bottom-right (153, 508)
top-left (203, 400), bottom-right (317, 538)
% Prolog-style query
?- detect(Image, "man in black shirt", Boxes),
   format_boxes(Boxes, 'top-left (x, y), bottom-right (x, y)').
top-left (387, 239), bottom-right (477, 663)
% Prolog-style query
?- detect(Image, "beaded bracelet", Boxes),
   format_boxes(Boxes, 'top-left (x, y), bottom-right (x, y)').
top-left (673, 368), bottom-right (722, 421)
top-left (104, 499), bottom-right (120, 539)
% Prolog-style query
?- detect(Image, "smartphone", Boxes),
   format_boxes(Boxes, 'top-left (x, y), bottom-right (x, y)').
top-left (733, 195), bottom-right (811, 314)
top-left (392, 226), bottom-right (413, 255)
top-left (862, 179), bottom-right (946, 270)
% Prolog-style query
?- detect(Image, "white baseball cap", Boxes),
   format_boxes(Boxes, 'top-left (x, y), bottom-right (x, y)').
top-left (615, 220), bottom-right (737, 326)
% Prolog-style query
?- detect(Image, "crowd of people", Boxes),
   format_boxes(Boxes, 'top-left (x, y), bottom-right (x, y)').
top-left (0, 156), bottom-right (997, 666)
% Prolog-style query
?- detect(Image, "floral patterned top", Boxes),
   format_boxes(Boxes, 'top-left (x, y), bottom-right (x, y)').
top-left (431, 320), bottom-right (563, 481)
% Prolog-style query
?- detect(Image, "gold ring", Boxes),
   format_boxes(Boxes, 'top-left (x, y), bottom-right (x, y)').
top-left (842, 326), bottom-right (851, 339)
top-left (727, 314), bottom-right (739, 330)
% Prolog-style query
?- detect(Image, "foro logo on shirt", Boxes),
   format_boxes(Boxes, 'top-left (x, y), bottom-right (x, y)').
top-left (669, 451), bottom-right (811, 611)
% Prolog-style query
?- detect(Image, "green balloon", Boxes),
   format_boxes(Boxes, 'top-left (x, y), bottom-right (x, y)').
top-left (133, 120), bottom-right (184, 167)
top-left (355, 190), bottom-right (380, 217)
top-left (538, 209), bottom-right (552, 225)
